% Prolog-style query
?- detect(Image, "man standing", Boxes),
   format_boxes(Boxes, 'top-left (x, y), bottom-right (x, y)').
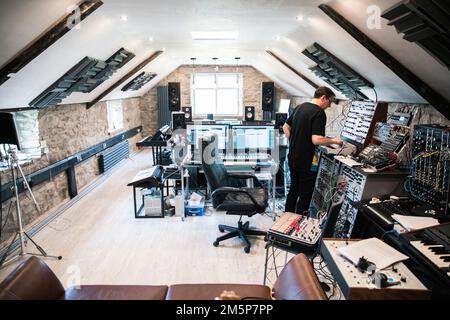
top-left (283, 87), bottom-right (343, 214)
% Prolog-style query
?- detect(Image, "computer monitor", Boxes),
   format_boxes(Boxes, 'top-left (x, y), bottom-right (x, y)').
top-left (187, 124), bottom-right (228, 151)
top-left (231, 125), bottom-right (275, 151)
top-left (279, 99), bottom-right (290, 114)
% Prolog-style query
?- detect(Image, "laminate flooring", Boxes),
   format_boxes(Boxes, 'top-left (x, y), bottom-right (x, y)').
top-left (0, 150), bottom-right (279, 289)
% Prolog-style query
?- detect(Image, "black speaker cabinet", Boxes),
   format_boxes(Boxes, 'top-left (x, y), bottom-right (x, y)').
top-left (172, 111), bottom-right (186, 130)
top-left (244, 106), bottom-right (255, 121)
top-left (261, 82), bottom-right (275, 111)
top-left (168, 82), bottom-right (181, 111)
top-left (182, 106), bottom-right (192, 122)
top-left (0, 112), bottom-right (21, 149)
top-left (275, 112), bottom-right (288, 133)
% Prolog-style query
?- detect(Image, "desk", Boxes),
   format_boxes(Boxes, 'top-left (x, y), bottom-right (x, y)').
top-left (130, 181), bottom-right (164, 218)
top-left (128, 166), bottom-right (176, 218)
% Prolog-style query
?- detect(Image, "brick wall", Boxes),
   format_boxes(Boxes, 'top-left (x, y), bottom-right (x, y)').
top-left (140, 65), bottom-right (291, 137)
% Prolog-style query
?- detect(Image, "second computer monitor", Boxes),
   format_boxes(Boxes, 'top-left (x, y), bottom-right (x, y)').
top-left (188, 124), bottom-right (228, 151)
top-left (231, 125), bottom-right (274, 151)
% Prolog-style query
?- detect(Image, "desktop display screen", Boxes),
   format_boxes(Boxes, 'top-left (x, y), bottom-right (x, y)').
top-left (187, 124), bottom-right (228, 150)
top-left (231, 125), bottom-right (275, 150)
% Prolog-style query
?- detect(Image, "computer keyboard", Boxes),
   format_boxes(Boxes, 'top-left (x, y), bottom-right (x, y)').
top-left (222, 153), bottom-right (270, 162)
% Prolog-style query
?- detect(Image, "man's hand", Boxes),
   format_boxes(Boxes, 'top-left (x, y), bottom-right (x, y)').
top-left (333, 136), bottom-right (343, 146)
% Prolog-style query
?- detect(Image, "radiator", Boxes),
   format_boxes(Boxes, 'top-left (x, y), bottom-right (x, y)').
top-left (158, 85), bottom-right (170, 128)
top-left (98, 140), bottom-right (129, 173)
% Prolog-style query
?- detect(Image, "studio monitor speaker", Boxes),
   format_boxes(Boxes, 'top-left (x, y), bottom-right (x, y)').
top-left (182, 106), bottom-right (192, 122)
top-left (0, 112), bottom-right (21, 149)
top-left (244, 106), bottom-right (255, 121)
top-left (261, 82), bottom-right (275, 111)
top-left (168, 82), bottom-right (181, 111)
top-left (172, 111), bottom-right (186, 130)
top-left (275, 112), bottom-right (288, 133)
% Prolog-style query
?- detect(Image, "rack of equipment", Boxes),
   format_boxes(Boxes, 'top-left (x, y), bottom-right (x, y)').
top-left (333, 165), bottom-right (407, 238)
top-left (340, 101), bottom-right (388, 149)
top-left (409, 125), bottom-right (450, 217)
top-left (309, 153), bottom-right (342, 216)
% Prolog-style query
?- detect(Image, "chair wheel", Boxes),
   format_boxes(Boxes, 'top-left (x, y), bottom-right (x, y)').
top-left (244, 246), bottom-right (250, 254)
top-left (213, 241), bottom-right (219, 247)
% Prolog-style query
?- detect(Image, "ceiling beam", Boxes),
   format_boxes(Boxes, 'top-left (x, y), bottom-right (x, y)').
top-left (319, 4), bottom-right (450, 119)
top-left (86, 50), bottom-right (164, 109)
top-left (266, 50), bottom-right (319, 89)
top-left (0, 0), bottom-right (104, 86)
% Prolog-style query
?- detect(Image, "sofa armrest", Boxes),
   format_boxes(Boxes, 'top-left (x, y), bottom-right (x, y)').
top-left (0, 256), bottom-right (65, 300)
top-left (272, 254), bottom-right (327, 300)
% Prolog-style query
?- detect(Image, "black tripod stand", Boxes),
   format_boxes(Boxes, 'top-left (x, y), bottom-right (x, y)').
top-left (0, 149), bottom-right (61, 268)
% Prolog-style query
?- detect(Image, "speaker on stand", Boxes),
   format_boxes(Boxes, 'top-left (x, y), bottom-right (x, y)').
top-left (261, 82), bottom-right (275, 121)
top-left (244, 106), bottom-right (255, 121)
top-left (182, 106), bottom-right (192, 122)
top-left (168, 82), bottom-right (181, 111)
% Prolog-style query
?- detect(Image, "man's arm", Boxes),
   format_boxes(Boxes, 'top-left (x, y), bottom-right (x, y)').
top-left (312, 135), bottom-right (343, 146)
top-left (283, 123), bottom-right (291, 140)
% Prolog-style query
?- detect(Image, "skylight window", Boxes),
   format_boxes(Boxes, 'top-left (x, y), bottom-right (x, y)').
top-left (190, 31), bottom-right (238, 40)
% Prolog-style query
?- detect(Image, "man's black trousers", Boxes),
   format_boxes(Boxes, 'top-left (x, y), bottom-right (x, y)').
top-left (285, 164), bottom-right (317, 214)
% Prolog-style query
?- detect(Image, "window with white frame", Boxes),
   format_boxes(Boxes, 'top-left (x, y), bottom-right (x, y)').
top-left (107, 100), bottom-right (124, 133)
top-left (191, 73), bottom-right (243, 117)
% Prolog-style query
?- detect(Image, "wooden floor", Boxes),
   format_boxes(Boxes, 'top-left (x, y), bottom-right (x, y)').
top-left (0, 150), bottom-right (279, 288)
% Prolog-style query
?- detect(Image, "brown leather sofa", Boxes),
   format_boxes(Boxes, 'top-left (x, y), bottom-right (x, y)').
top-left (0, 253), bottom-right (326, 300)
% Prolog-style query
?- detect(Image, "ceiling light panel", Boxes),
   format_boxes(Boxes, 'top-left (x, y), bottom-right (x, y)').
top-left (190, 31), bottom-right (238, 40)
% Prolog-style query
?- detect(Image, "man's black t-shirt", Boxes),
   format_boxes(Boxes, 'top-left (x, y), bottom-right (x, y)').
top-left (286, 102), bottom-right (326, 169)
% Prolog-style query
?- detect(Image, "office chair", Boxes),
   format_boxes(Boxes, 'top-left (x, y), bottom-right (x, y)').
top-left (201, 133), bottom-right (267, 253)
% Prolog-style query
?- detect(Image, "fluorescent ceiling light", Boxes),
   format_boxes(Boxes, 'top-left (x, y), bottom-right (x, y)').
top-left (190, 31), bottom-right (238, 40)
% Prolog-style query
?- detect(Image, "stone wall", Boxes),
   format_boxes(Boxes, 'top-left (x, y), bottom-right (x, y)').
top-left (140, 65), bottom-right (291, 137)
top-left (0, 97), bottom-right (142, 247)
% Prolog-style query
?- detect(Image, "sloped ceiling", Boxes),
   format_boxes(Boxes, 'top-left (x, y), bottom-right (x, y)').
top-left (0, 0), bottom-right (449, 110)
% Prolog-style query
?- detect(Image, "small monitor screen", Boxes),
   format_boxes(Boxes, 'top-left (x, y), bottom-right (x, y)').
top-left (279, 99), bottom-right (291, 114)
top-left (231, 125), bottom-right (274, 150)
top-left (187, 124), bottom-right (228, 150)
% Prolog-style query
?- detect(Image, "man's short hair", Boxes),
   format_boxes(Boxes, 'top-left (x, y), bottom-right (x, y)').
top-left (314, 86), bottom-right (336, 103)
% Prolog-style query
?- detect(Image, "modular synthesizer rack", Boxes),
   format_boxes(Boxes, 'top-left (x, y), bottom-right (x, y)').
top-left (309, 153), bottom-right (342, 216)
top-left (410, 125), bottom-right (450, 217)
top-left (340, 101), bottom-right (387, 149)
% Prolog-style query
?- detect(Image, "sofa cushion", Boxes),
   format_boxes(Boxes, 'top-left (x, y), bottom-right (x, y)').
top-left (166, 283), bottom-right (272, 300)
top-left (0, 256), bottom-right (65, 300)
top-left (272, 253), bottom-right (327, 300)
top-left (65, 285), bottom-right (168, 300)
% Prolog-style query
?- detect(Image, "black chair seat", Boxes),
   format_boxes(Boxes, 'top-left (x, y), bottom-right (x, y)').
top-left (217, 188), bottom-right (268, 213)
